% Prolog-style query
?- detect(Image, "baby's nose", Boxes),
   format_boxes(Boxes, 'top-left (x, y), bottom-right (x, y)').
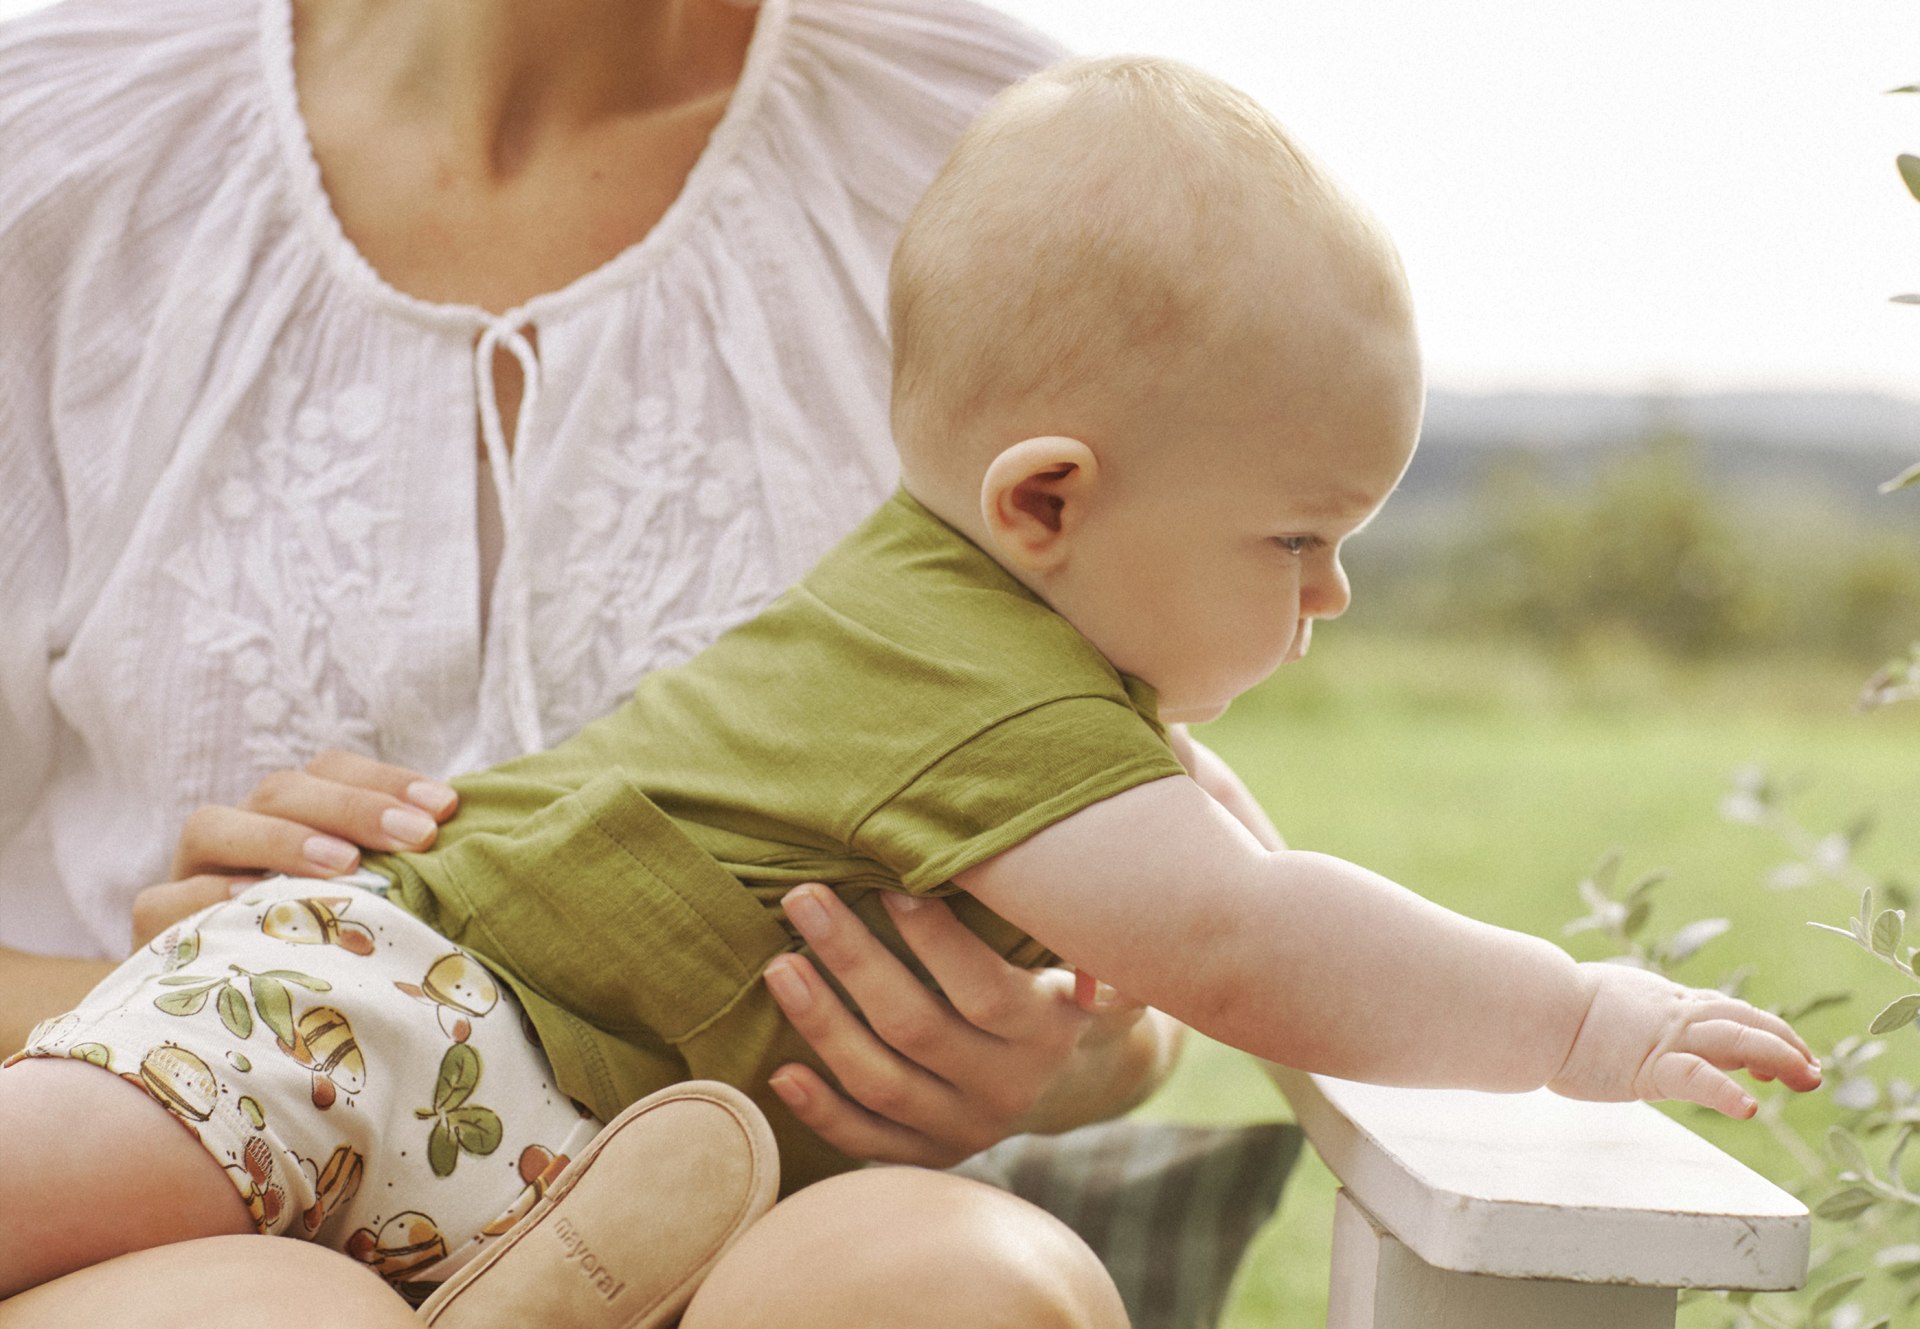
top-left (1307, 556), bottom-right (1351, 620)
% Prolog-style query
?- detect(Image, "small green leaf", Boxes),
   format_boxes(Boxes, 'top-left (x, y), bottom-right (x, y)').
top-left (250, 977), bottom-right (295, 1048)
top-left (1882, 460), bottom-right (1920, 493)
top-left (1891, 1126), bottom-right (1916, 1184)
top-left (217, 983), bottom-right (253, 1040)
top-left (1815, 1187), bottom-right (1878, 1220)
top-left (227, 1052), bottom-right (252, 1073)
top-left (433, 1043), bottom-right (481, 1114)
top-left (428, 1118), bottom-right (459, 1177)
top-left (1871, 994), bottom-right (1920, 1035)
top-left (1624, 869), bottom-right (1667, 903)
top-left (1893, 294), bottom-right (1920, 306)
top-left (1828, 1125), bottom-right (1873, 1179)
top-left (1811, 1274), bottom-right (1866, 1317)
top-left (239, 1095), bottom-right (266, 1129)
top-left (1888, 83), bottom-right (1920, 93)
top-left (1622, 898), bottom-right (1652, 938)
top-left (1903, 154), bottom-right (1920, 203)
top-left (154, 985), bottom-right (214, 1017)
top-left (156, 974), bottom-right (212, 986)
top-left (1779, 990), bottom-right (1852, 1023)
top-left (1874, 908), bottom-right (1905, 957)
top-left (448, 1106), bottom-right (504, 1157)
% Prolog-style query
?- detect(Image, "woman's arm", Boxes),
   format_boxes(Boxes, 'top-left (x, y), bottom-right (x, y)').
top-left (763, 884), bottom-right (1180, 1166)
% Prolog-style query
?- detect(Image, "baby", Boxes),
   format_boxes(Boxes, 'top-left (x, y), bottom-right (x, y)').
top-left (0, 55), bottom-right (1820, 1307)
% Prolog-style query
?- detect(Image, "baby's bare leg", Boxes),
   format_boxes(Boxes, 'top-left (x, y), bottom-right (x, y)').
top-left (0, 1236), bottom-right (419, 1329)
top-left (682, 1167), bottom-right (1128, 1329)
top-left (0, 1058), bottom-right (253, 1298)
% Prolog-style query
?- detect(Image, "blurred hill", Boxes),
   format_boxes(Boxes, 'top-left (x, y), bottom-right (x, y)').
top-left (1399, 390), bottom-right (1920, 529)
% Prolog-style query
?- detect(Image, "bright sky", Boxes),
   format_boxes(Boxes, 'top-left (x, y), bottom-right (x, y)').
top-left (997, 0), bottom-right (1920, 400)
top-left (4, 0), bottom-right (1916, 398)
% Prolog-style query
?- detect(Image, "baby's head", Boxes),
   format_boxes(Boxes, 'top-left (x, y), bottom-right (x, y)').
top-left (889, 56), bottom-right (1424, 723)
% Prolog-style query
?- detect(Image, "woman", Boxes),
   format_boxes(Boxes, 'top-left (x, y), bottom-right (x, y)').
top-left (0, 0), bottom-right (1184, 1320)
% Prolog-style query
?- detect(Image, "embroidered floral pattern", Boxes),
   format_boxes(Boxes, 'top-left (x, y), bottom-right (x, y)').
top-left (163, 363), bottom-right (410, 778)
top-left (528, 358), bottom-right (789, 740)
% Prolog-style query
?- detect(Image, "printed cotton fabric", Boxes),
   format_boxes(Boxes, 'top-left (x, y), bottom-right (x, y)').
top-left (8, 874), bottom-right (602, 1305)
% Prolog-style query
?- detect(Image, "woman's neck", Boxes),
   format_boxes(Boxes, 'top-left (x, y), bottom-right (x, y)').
top-left (294, 0), bottom-right (758, 178)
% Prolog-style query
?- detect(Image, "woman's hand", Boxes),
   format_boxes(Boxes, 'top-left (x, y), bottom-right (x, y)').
top-left (761, 884), bottom-right (1182, 1167)
top-left (133, 752), bottom-right (458, 949)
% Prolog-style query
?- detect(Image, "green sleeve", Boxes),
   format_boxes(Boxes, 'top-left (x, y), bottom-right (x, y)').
top-left (850, 695), bottom-right (1186, 894)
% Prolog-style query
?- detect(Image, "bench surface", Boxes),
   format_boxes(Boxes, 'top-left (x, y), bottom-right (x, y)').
top-left (1264, 1064), bottom-right (1810, 1290)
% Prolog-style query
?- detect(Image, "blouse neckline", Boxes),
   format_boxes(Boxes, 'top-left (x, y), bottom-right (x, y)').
top-left (254, 0), bottom-right (794, 334)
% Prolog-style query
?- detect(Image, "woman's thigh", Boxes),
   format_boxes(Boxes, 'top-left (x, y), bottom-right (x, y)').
top-left (0, 1235), bottom-right (419, 1329)
top-left (682, 1166), bottom-right (1130, 1329)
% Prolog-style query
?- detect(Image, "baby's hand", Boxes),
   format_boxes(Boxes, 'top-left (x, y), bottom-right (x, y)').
top-left (1549, 962), bottom-right (1822, 1118)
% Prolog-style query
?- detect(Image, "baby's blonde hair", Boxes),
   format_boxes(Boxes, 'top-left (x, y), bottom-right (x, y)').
top-left (889, 56), bottom-right (1407, 498)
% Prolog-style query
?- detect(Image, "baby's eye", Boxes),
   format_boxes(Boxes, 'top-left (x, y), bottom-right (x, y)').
top-left (1271, 535), bottom-right (1322, 555)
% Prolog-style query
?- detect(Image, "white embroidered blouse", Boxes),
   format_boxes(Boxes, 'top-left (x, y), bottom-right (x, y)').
top-left (0, 0), bottom-right (1060, 956)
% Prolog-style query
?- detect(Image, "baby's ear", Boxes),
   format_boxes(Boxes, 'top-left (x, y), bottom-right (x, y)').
top-left (978, 436), bottom-right (1099, 574)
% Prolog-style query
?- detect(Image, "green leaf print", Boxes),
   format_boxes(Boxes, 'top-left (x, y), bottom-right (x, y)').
top-left (447, 1107), bottom-right (503, 1157)
top-left (155, 984), bottom-right (217, 1017)
top-left (172, 932), bottom-right (201, 968)
top-left (156, 974), bottom-right (212, 986)
top-left (217, 984), bottom-right (254, 1040)
top-left (428, 1118), bottom-right (460, 1178)
top-left (250, 976), bottom-right (295, 1047)
top-left (258, 970), bottom-right (332, 992)
top-left (433, 1044), bottom-right (480, 1114)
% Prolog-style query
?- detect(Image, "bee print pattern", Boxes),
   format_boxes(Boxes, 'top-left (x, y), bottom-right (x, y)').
top-left (262, 897), bottom-right (375, 956)
top-left (480, 1143), bottom-right (572, 1237)
top-left (129, 1043), bottom-right (222, 1133)
top-left (347, 1211), bottom-right (449, 1304)
top-left (296, 1143), bottom-right (366, 1236)
top-left (395, 952), bottom-right (498, 1043)
top-left (279, 1006), bottom-right (366, 1109)
top-left (229, 1135), bottom-right (288, 1231)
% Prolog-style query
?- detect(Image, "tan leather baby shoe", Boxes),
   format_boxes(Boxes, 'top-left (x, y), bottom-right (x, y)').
top-left (417, 1081), bottom-right (779, 1329)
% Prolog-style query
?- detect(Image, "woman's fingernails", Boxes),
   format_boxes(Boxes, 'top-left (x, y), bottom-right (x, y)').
top-left (382, 806), bottom-right (438, 847)
top-left (784, 888), bottom-right (831, 941)
top-left (407, 780), bottom-right (459, 817)
top-left (769, 1070), bottom-right (809, 1110)
top-left (303, 835), bottom-right (359, 872)
top-left (884, 891), bottom-right (927, 913)
top-left (764, 957), bottom-right (811, 1013)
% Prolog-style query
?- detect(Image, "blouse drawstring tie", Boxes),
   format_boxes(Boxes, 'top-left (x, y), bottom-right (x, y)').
top-left (474, 315), bottom-right (545, 756)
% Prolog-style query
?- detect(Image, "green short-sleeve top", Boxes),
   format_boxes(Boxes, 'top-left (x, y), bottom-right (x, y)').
top-left (371, 491), bottom-right (1186, 1116)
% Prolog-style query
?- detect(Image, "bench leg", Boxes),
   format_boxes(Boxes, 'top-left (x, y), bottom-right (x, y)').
top-left (1327, 1191), bottom-right (1677, 1329)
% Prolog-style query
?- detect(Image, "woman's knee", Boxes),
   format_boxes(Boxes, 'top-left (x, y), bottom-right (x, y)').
top-left (682, 1166), bottom-right (1129, 1329)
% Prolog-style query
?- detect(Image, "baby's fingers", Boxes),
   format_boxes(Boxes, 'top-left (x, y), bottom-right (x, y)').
top-left (1646, 1051), bottom-right (1758, 1119)
top-left (1685, 1019), bottom-right (1822, 1093)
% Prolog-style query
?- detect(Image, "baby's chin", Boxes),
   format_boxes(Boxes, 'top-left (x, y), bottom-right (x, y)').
top-left (1159, 698), bottom-right (1231, 726)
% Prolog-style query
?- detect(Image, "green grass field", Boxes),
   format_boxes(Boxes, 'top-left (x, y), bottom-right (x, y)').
top-left (1124, 628), bottom-right (1920, 1327)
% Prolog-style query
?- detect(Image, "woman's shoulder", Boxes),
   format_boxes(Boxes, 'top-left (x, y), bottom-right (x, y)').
top-left (0, 0), bottom-right (264, 221)
top-left (767, 0), bottom-right (1067, 214)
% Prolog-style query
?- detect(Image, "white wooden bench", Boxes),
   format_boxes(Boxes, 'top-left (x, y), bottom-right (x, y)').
top-left (1262, 1064), bottom-right (1810, 1328)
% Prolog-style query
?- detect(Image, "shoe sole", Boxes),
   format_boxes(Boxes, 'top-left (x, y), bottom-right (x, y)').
top-left (417, 1081), bottom-right (779, 1329)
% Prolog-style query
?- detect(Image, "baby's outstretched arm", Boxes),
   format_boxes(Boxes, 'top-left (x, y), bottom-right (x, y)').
top-left (1551, 962), bottom-right (1818, 1116)
top-left (956, 777), bottom-right (1820, 1114)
